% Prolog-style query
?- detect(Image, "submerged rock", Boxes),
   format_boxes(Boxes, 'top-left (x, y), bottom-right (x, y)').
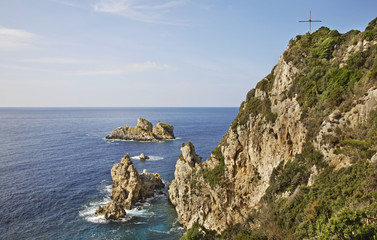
top-left (96, 153), bottom-right (165, 220)
top-left (139, 153), bottom-right (150, 160)
top-left (106, 118), bottom-right (175, 142)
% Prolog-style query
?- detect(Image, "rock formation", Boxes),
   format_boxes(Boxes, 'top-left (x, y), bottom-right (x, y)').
top-left (106, 118), bottom-right (175, 142)
top-left (95, 202), bottom-right (126, 220)
top-left (96, 153), bottom-right (164, 220)
top-left (139, 153), bottom-right (149, 160)
top-left (169, 18), bottom-right (377, 239)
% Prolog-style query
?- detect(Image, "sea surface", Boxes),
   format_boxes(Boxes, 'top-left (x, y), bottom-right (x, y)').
top-left (0, 107), bottom-right (238, 240)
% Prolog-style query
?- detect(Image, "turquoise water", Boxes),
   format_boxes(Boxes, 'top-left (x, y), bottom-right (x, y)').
top-left (0, 108), bottom-right (237, 240)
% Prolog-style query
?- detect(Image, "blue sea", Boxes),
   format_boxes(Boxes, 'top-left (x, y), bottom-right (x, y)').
top-left (0, 107), bottom-right (238, 240)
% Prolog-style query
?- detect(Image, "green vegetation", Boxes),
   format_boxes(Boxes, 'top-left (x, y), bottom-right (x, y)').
top-left (332, 109), bottom-right (377, 162)
top-left (232, 92), bottom-right (277, 130)
top-left (181, 223), bottom-right (268, 240)
top-left (181, 223), bottom-right (217, 240)
top-left (256, 161), bottom-right (377, 239)
top-left (283, 23), bottom-right (377, 144)
top-left (255, 68), bottom-right (275, 92)
top-left (203, 147), bottom-right (225, 187)
top-left (263, 143), bottom-right (326, 202)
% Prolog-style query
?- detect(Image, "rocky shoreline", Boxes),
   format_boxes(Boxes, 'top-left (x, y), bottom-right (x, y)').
top-left (106, 118), bottom-right (175, 142)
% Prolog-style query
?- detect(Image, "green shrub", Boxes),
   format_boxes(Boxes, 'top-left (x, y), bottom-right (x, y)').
top-left (203, 147), bottom-right (225, 186)
top-left (181, 223), bottom-right (216, 240)
top-left (263, 162), bottom-right (377, 239)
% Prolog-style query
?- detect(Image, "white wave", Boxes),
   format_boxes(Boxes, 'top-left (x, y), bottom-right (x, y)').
top-left (79, 201), bottom-right (109, 224)
top-left (167, 219), bottom-right (185, 234)
top-left (131, 155), bottom-right (164, 161)
top-left (79, 182), bottom-right (156, 224)
top-left (103, 137), bottom-right (180, 143)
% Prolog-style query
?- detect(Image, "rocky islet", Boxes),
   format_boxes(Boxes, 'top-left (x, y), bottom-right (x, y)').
top-left (96, 153), bottom-right (164, 220)
top-left (106, 118), bottom-right (175, 142)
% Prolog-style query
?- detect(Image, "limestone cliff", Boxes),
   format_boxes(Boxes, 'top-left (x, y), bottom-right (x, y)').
top-left (106, 118), bottom-right (175, 142)
top-left (96, 153), bottom-right (164, 220)
top-left (170, 18), bottom-right (377, 239)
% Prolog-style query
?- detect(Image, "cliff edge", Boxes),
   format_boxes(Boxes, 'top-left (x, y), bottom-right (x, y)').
top-left (169, 18), bottom-right (377, 239)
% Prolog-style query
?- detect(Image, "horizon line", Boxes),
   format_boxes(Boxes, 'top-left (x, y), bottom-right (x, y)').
top-left (0, 106), bottom-right (239, 109)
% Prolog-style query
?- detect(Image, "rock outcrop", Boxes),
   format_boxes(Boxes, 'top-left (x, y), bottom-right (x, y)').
top-left (169, 19), bottom-right (377, 238)
top-left (95, 201), bottom-right (125, 220)
top-left (96, 153), bottom-right (164, 220)
top-left (139, 153), bottom-right (149, 160)
top-left (106, 118), bottom-right (175, 142)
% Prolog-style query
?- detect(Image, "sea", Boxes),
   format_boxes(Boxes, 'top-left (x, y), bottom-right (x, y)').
top-left (0, 107), bottom-right (238, 240)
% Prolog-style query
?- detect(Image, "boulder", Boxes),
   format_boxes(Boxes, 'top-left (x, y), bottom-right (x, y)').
top-left (139, 153), bottom-right (150, 160)
top-left (95, 201), bottom-right (125, 220)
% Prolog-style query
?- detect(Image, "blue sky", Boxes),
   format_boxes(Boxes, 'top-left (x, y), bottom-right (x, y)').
top-left (1, 0), bottom-right (376, 107)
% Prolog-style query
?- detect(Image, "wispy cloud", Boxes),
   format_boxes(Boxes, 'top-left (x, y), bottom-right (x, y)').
top-left (21, 57), bottom-right (94, 64)
top-left (0, 26), bottom-right (38, 50)
top-left (49, 0), bottom-right (80, 8)
top-left (92, 0), bottom-right (188, 25)
top-left (74, 61), bottom-right (170, 75)
top-left (0, 64), bottom-right (58, 73)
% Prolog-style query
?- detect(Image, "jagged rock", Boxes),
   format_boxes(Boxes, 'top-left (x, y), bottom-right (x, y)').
top-left (139, 153), bottom-right (149, 160)
top-left (139, 169), bottom-right (164, 201)
top-left (97, 153), bottom-right (165, 220)
top-left (137, 118), bottom-right (153, 132)
top-left (106, 118), bottom-right (175, 142)
top-left (152, 122), bottom-right (175, 140)
top-left (95, 202), bottom-right (125, 220)
top-left (111, 153), bottom-right (142, 210)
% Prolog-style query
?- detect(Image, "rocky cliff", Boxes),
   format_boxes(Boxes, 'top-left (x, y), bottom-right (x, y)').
top-left (96, 153), bottom-right (164, 220)
top-left (169, 18), bottom-right (377, 239)
top-left (106, 118), bottom-right (175, 142)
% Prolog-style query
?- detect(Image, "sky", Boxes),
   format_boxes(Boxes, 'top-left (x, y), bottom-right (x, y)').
top-left (1, 0), bottom-right (377, 107)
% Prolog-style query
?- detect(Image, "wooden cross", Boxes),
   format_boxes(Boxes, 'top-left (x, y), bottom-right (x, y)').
top-left (299, 10), bottom-right (322, 33)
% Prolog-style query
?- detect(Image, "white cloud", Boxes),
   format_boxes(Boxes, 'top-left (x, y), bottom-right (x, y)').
top-left (74, 61), bottom-right (170, 75)
top-left (92, 0), bottom-right (188, 25)
top-left (0, 26), bottom-right (38, 50)
top-left (21, 57), bottom-right (94, 64)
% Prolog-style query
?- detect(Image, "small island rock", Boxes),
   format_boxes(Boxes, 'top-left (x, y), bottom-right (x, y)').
top-left (96, 153), bottom-right (165, 220)
top-left (106, 118), bottom-right (175, 142)
top-left (139, 153), bottom-right (150, 160)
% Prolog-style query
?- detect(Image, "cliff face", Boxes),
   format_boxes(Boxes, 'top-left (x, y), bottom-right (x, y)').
top-left (169, 18), bottom-right (377, 239)
top-left (169, 56), bottom-right (308, 233)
